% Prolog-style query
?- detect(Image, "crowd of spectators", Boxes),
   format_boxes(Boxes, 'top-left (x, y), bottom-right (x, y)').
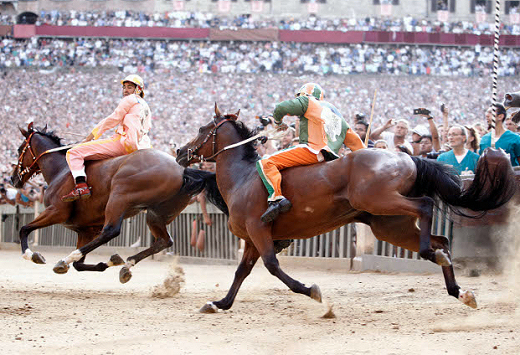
top-left (3, 10), bottom-right (520, 35)
top-left (1, 67), bottom-right (518, 180)
top-left (2, 37), bottom-right (520, 77)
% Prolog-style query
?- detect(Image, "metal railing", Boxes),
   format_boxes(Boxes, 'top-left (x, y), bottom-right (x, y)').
top-left (1, 202), bottom-right (452, 263)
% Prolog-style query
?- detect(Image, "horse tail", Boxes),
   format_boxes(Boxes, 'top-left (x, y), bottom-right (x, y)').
top-left (410, 149), bottom-right (516, 216)
top-left (181, 168), bottom-right (229, 216)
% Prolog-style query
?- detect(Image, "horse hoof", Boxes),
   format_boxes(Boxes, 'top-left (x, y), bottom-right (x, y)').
top-left (435, 249), bottom-right (452, 267)
top-left (110, 254), bottom-right (125, 266)
top-left (31, 252), bottom-right (46, 264)
top-left (459, 290), bottom-right (477, 309)
top-left (53, 260), bottom-right (69, 274)
top-left (119, 267), bottom-right (132, 284)
top-left (199, 302), bottom-right (219, 314)
top-left (310, 284), bottom-right (322, 303)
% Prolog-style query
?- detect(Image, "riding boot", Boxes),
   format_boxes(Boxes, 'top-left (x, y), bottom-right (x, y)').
top-left (61, 183), bottom-right (91, 202)
top-left (261, 198), bottom-right (292, 223)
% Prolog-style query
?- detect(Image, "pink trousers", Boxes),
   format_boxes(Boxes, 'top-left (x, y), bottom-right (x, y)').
top-left (66, 135), bottom-right (130, 180)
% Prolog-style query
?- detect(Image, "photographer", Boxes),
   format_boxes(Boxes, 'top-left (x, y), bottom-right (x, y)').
top-left (413, 107), bottom-right (441, 153)
top-left (369, 118), bottom-right (413, 154)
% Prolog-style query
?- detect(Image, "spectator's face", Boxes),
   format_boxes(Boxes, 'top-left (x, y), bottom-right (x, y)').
top-left (447, 127), bottom-right (465, 148)
top-left (281, 130), bottom-right (294, 147)
top-left (419, 137), bottom-right (433, 154)
top-left (394, 122), bottom-right (408, 138)
top-left (485, 107), bottom-right (504, 127)
top-left (505, 119), bottom-right (516, 131)
top-left (374, 142), bottom-right (387, 149)
top-left (353, 123), bottom-right (367, 140)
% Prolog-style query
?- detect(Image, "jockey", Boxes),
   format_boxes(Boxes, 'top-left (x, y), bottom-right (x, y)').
top-left (256, 83), bottom-right (365, 223)
top-left (61, 74), bottom-right (152, 202)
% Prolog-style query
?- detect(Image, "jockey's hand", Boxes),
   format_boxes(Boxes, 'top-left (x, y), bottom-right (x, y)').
top-left (82, 133), bottom-right (94, 143)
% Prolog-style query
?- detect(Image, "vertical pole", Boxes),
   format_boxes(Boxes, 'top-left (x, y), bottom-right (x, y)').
top-left (491, 0), bottom-right (502, 148)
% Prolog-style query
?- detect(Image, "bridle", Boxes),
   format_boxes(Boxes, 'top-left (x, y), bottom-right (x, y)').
top-left (16, 131), bottom-right (42, 181)
top-left (185, 116), bottom-right (280, 164)
top-left (186, 117), bottom-right (234, 163)
top-left (16, 131), bottom-right (75, 182)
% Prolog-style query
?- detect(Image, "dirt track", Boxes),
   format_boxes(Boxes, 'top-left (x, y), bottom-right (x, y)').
top-left (0, 249), bottom-right (518, 355)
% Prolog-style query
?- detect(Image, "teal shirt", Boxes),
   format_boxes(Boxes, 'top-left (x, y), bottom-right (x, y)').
top-left (479, 130), bottom-right (520, 166)
top-left (437, 150), bottom-right (480, 174)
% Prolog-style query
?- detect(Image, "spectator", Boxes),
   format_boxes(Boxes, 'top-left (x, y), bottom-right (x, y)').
top-left (418, 135), bottom-right (435, 158)
top-left (464, 125), bottom-right (480, 153)
top-left (353, 119), bottom-right (374, 148)
top-left (438, 125), bottom-right (480, 174)
top-left (410, 124), bottom-right (430, 155)
top-left (479, 104), bottom-right (520, 166)
top-left (374, 139), bottom-right (388, 149)
top-left (370, 118), bottom-right (413, 154)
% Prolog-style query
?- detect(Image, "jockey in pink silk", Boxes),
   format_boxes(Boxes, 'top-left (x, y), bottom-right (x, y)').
top-left (61, 74), bottom-right (152, 202)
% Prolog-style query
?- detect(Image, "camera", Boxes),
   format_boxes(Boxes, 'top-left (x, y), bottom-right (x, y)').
top-left (413, 108), bottom-right (431, 116)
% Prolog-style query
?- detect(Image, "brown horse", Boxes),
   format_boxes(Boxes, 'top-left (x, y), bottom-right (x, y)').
top-left (11, 123), bottom-right (216, 283)
top-left (176, 104), bottom-right (517, 313)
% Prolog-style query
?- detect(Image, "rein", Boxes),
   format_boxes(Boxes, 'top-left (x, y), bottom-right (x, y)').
top-left (187, 118), bottom-right (281, 163)
top-left (17, 131), bottom-right (76, 181)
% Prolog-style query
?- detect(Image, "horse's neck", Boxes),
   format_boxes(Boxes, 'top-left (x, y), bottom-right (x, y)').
top-left (214, 136), bottom-right (257, 196)
top-left (34, 140), bottom-right (69, 185)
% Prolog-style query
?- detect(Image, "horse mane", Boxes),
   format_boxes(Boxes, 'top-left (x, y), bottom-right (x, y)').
top-left (223, 115), bottom-right (261, 163)
top-left (35, 127), bottom-right (65, 148)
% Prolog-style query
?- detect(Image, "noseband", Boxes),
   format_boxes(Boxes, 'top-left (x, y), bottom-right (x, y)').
top-left (187, 118), bottom-right (233, 163)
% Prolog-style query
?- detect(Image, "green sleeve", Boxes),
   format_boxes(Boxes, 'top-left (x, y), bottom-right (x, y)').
top-left (272, 96), bottom-right (309, 124)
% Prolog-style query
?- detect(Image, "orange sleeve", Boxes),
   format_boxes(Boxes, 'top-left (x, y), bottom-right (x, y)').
top-left (344, 128), bottom-right (365, 151)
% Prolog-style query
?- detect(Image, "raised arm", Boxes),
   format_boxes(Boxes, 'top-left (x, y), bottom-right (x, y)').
top-left (369, 118), bottom-right (393, 141)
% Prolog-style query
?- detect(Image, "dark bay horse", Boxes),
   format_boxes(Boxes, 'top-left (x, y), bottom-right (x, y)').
top-left (11, 123), bottom-right (215, 283)
top-left (176, 104), bottom-right (516, 313)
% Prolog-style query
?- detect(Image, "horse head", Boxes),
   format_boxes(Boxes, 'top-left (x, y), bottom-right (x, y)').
top-left (11, 122), bottom-right (53, 188)
top-left (176, 103), bottom-right (240, 167)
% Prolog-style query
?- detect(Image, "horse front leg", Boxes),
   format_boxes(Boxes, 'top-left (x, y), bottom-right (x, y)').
top-left (53, 211), bottom-right (124, 274)
top-left (19, 205), bottom-right (67, 265)
top-left (250, 225), bottom-right (322, 304)
top-left (431, 235), bottom-right (477, 309)
top-left (200, 241), bottom-right (260, 313)
top-left (71, 229), bottom-right (125, 273)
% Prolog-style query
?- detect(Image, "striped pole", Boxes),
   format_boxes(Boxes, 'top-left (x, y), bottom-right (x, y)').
top-left (491, 0), bottom-right (502, 148)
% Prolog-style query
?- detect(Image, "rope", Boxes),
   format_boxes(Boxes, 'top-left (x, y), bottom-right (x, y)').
top-left (491, 0), bottom-right (502, 148)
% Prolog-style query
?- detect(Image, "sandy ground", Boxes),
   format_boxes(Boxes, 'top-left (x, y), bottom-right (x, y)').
top-left (0, 249), bottom-right (518, 355)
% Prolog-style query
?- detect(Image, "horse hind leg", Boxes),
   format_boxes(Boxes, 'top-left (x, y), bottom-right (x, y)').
top-left (118, 213), bottom-right (173, 284)
top-left (431, 235), bottom-right (477, 309)
top-left (201, 241), bottom-right (261, 313)
top-left (358, 195), bottom-right (449, 266)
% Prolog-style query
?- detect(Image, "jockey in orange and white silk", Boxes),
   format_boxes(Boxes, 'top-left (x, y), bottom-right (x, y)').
top-left (61, 75), bottom-right (152, 203)
top-left (66, 94), bottom-right (152, 181)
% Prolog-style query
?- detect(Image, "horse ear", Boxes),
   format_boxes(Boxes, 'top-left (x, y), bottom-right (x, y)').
top-left (41, 124), bottom-right (48, 133)
top-left (19, 126), bottom-right (28, 137)
top-left (233, 109), bottom-right (240, 120)
top-left (215, 102), bottom-right (222, 118)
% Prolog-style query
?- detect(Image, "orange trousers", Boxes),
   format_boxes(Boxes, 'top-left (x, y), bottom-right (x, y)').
top-left (66, 135), bottom-right (130, 180)
top-left (256, 146), bottom-right (320, 201)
